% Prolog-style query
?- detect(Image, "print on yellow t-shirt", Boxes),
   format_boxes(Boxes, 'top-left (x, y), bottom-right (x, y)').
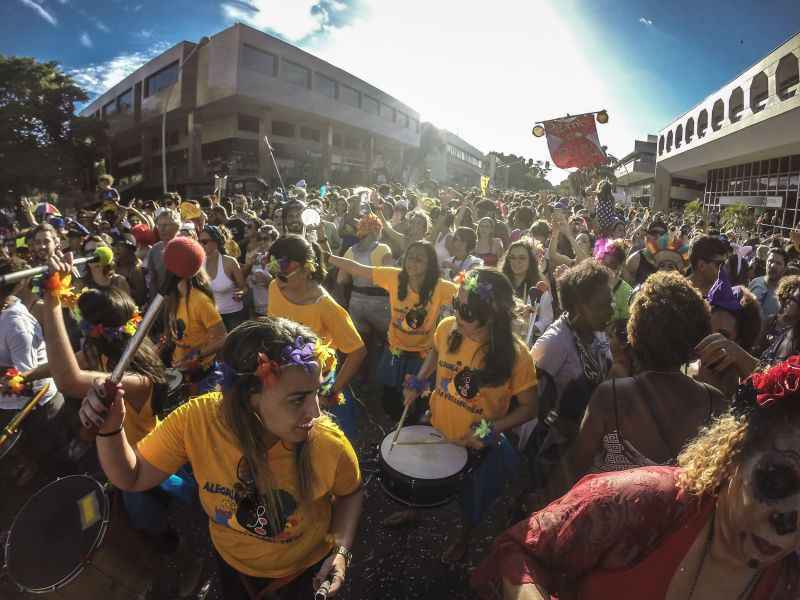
top-left (137, 393), bottom-right (361, 579)
top-left (429, 317), bottom-right (537, 441)
top-left (372, 267), bottom-right (458, 354)
top-left (173, 289), bottom-right (223, 369)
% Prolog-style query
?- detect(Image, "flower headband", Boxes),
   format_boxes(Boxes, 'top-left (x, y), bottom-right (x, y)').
top-left (739, 356), bottom-right (800, 410)
top-left (81, 313), bottom-right (142, 341)
top-left (268, 256), bottom-right (316, 276)
top-left (455, 271), bottom-right (493, 303)
top-left (221, 337), bottom-right (337, 390)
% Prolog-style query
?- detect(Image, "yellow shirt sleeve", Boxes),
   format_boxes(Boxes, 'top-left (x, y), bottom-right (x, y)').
top-left (510, 342), bottom-right (538, 400)
top-left (137, 396), bottom-right (193, 475)
top-left (372, 266), bottom-right (400, 295)
top-left (436, 280), bottom-right (459, 308)
top-left (196, 291), bottom-right (223, 329)
top-left (371, 244), bottom-right (391, 267)
top-left (320, 297), bottom-right (364, 354)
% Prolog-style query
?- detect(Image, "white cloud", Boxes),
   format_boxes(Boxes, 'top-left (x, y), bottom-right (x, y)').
top-left (220, 0), bottom-right (355, 42)
top-left (136, 28), bottom-right (153, 39)
top-left (93, 18), bottom-right (110, 32)
top-left (639, 17), bottom-right (653, 26)
top-left (68, 41), bottom-right (171, 96)
top-left (19, 0), bottom-right (58, 26)
top-left (80, 32), bottom-right (92, 47)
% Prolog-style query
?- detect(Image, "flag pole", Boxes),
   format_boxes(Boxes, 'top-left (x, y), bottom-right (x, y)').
top-left (533, 109), bottom-right (607, 126)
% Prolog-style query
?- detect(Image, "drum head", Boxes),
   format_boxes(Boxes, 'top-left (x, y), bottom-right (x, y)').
top-left (166, 368), bottom-right (183, 392)
top-left (5, 475), bottom-right (109, 592)
top-left (380, 425), bottom-right (467, 480)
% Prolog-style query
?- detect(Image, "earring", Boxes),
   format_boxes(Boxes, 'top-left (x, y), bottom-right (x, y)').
top-left (253, 411), bottom-right (266, 429)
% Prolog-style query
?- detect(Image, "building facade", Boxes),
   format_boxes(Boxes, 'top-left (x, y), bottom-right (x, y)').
top-left (79, 23), bottom-right (421, 196)
top-left (655, 32), bottom-right (800, 230)
top-left (425, 130), bottom-right (484, 187)
top-left (614, 135), bottom-right (657, 207)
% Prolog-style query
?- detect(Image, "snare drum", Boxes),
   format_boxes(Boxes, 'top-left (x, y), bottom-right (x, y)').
top-left (378, 425), bottom-right (468, 507)
top-left (4, 475), bottom-right (155, 598)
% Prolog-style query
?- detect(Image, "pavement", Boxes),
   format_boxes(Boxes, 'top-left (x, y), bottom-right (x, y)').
top-left (0, 386), bottom-right (525, 600)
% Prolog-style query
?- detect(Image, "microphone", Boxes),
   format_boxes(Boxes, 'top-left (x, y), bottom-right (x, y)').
top-left (0, 246), bottom-right (114, 286)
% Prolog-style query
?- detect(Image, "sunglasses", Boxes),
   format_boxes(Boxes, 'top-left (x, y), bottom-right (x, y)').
top-left (452, 297), bottom-right (477, 322)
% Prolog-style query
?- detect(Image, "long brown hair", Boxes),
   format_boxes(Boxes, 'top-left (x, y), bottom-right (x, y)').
top-left (163, 270), bottom-right (215, 350)
top-left (219, 318), bottom-right (325, 534)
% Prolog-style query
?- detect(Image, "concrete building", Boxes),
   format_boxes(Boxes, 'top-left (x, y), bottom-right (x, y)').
top-left (655, 31), bottom-right (800, 229)
top-left (79, 23), bottom-right (421, 196)
top-left (425, 130), bottom-right (484, 187)
top-left (613, 135), bottom-right (657, 207)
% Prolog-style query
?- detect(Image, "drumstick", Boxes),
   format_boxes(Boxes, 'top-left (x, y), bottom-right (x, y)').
top-left (0, 383), bottom-right (50, 448)
top-left (388, 401), bottom-right (412, 455)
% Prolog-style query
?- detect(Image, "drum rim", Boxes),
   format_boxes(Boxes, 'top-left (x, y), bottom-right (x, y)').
top-left (379, 426), bottom-right (468, 480)
top-left (377, 476), bottom-right (459, 508)
top-left (4, 474), bottom-right (111, 593)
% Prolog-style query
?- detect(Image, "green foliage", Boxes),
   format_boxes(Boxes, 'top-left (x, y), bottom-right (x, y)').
top-left (0, 55), bottom-right (109, 198)
top-left (487, 152), bottom-right (553, 192)
top-left (720, 202), bottom-right (755, 233)
top-left (684, 199), bottom-right (703, 223)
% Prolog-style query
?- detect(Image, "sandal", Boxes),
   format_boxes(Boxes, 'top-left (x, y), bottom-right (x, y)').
top-left (381, 509), bottom-right (419, 528)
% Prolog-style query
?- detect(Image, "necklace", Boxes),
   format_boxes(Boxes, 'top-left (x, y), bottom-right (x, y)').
top-left (686, 510), bottom-right (761, 600)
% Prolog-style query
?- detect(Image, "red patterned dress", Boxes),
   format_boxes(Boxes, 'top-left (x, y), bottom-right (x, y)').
top-left (472, 467), bottom-right (799, 600)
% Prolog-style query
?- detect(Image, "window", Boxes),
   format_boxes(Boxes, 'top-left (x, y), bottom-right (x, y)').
top-left (316, 73), bottom-right (337, 98)
top-left (282, 60), bottom-right (310, 88)
top-left (363, 95), bottom-right (379, 115)
top-left (300, 126), bottom-right (321, 142)
top-left (117, 88), bottom-right (133, 114)
top-left (241, 44), bottom-right (276, 76)
top-left (381, 104), bottom-right (395, 123)
top-left (750, 72), bottom-right (768, 114)
top-left (166, 130), bottom-right (179, 147)
top-left (272, 121), bottom-right (295, 138)
top-left (412, 118), bottom-right (420, 132)
top-left (145, 61), bottom-right (179, 97)
top-left (102, 99), bottom-right (116, 117)
top-left (398, 112), bottom-right (409, 128)
top-left (340, 85), bottom-right (360, 108)
top-left (238, 114), bottom-right (260, 133)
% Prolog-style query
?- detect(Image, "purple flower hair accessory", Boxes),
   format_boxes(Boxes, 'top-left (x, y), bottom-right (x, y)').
top-left (280, 336), bottom-right (319, 372)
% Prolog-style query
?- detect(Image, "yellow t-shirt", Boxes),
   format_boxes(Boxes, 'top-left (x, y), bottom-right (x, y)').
top-left (267, 281), bottom-right (364, 354)
top-left (372, 267), bottom-right (458, 354)
top-left (429, 317), bottom-right (537, 441)
top-left (173, 289), bottom-right (223, 369)
top-left (137, 393), bottom-right (361, 578)
top-left (124, 392), bottom-right (156, 446)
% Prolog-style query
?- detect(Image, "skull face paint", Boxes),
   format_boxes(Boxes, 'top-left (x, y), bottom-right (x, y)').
top-left (719, 424), bottom-right (800, 568)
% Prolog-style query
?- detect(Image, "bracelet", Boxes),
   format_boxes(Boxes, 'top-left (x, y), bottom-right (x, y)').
top-left (97, 426), bottom-right (124, 437)
top-left (473, 419), bottom-right (499, 445)
top-left (335, 545), bottom-right (353, 568)
top-left (403, 374), bottom-right (429, 393)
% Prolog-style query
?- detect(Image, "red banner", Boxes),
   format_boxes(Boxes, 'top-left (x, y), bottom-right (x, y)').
top-left (544, 114), bottom-right (607, 169)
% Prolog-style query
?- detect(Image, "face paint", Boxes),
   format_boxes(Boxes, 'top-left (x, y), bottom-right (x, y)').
top-left (720, 425), bottom-right (800, 568)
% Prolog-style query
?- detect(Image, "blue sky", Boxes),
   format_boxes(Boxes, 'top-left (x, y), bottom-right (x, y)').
top-left (2, 0), bottom-right (799, 182)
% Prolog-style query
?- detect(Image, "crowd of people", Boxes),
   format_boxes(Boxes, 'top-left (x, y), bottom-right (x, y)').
top-left (3, 172), bottom-right (800, 599)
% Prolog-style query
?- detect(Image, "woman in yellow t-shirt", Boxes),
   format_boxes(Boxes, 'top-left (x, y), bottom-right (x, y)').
top-left (402, 268), bottom-right (537, 563)
top-left (80, 318), bottom-right (364, 600)
top-left (163, 266), bottom-right (227, 393)
top-left (267, 235), bottom-right (366, 439)
top-left (327, 240), bottom-right (457, 422)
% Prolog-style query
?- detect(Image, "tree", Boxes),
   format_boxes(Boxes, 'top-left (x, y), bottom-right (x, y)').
top-left (0, 55), bottom-right (109, 201)
top-left (402, 122), bottom-right (445, 185)
top-left (720, 203), bottom-right (755, 235)
top-left (487, 152), bottom-right (553, 192)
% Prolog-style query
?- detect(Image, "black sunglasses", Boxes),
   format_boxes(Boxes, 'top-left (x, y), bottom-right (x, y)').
top-left (452, 297), bottom-right (477, 322)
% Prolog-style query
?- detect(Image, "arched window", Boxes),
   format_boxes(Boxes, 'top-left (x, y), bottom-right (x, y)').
top-left (666, 131), bottom-right (673, 152)
top-left (697, 109), bottom-right (708, 137)
top-left (777, 53), bottom-right (799, 100)
top-left (675, 124), bottom-right (683, 148)
top-left (658, 135), bottom-right (664, 156)
top-left (729, 87), bottom-right (744, 122)
top-left (750, 72), bottom-right (768, 113)
top-left (685, 117), bottom-right (695, 143)
top-left (711, 99), bottom-right (724, 131)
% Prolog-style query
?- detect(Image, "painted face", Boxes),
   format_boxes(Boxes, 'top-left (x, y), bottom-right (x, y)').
top-left (507, 248), bottom-right (530, 276)
top-left (710, 308), bottom-right (739, 342)
top-left (720, 425), bottom-right (800, 567)
top-left (250, 365), bottom-right (322, 444)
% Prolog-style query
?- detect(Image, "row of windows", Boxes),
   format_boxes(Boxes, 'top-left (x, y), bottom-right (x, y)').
top-left (659, 51), bottom-right (799, 156)
top-left (258, 119), bottom-right (362, 150)
top-left (95, 59), bottom-right (180, 119)
top-left (446, 144), bottom-right (482, 169)
top-left (239, 43), bottom-right (419, 132)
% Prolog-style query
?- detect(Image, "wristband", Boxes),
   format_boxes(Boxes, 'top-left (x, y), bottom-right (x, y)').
top-left (335, 545), bottom-right (353, 568)
top-left (403, 374), bottom-right (429, 393)
top-left (473, 419), bottom-right (499, 445)
top-left (97, 426), bottom-right (124, 437)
